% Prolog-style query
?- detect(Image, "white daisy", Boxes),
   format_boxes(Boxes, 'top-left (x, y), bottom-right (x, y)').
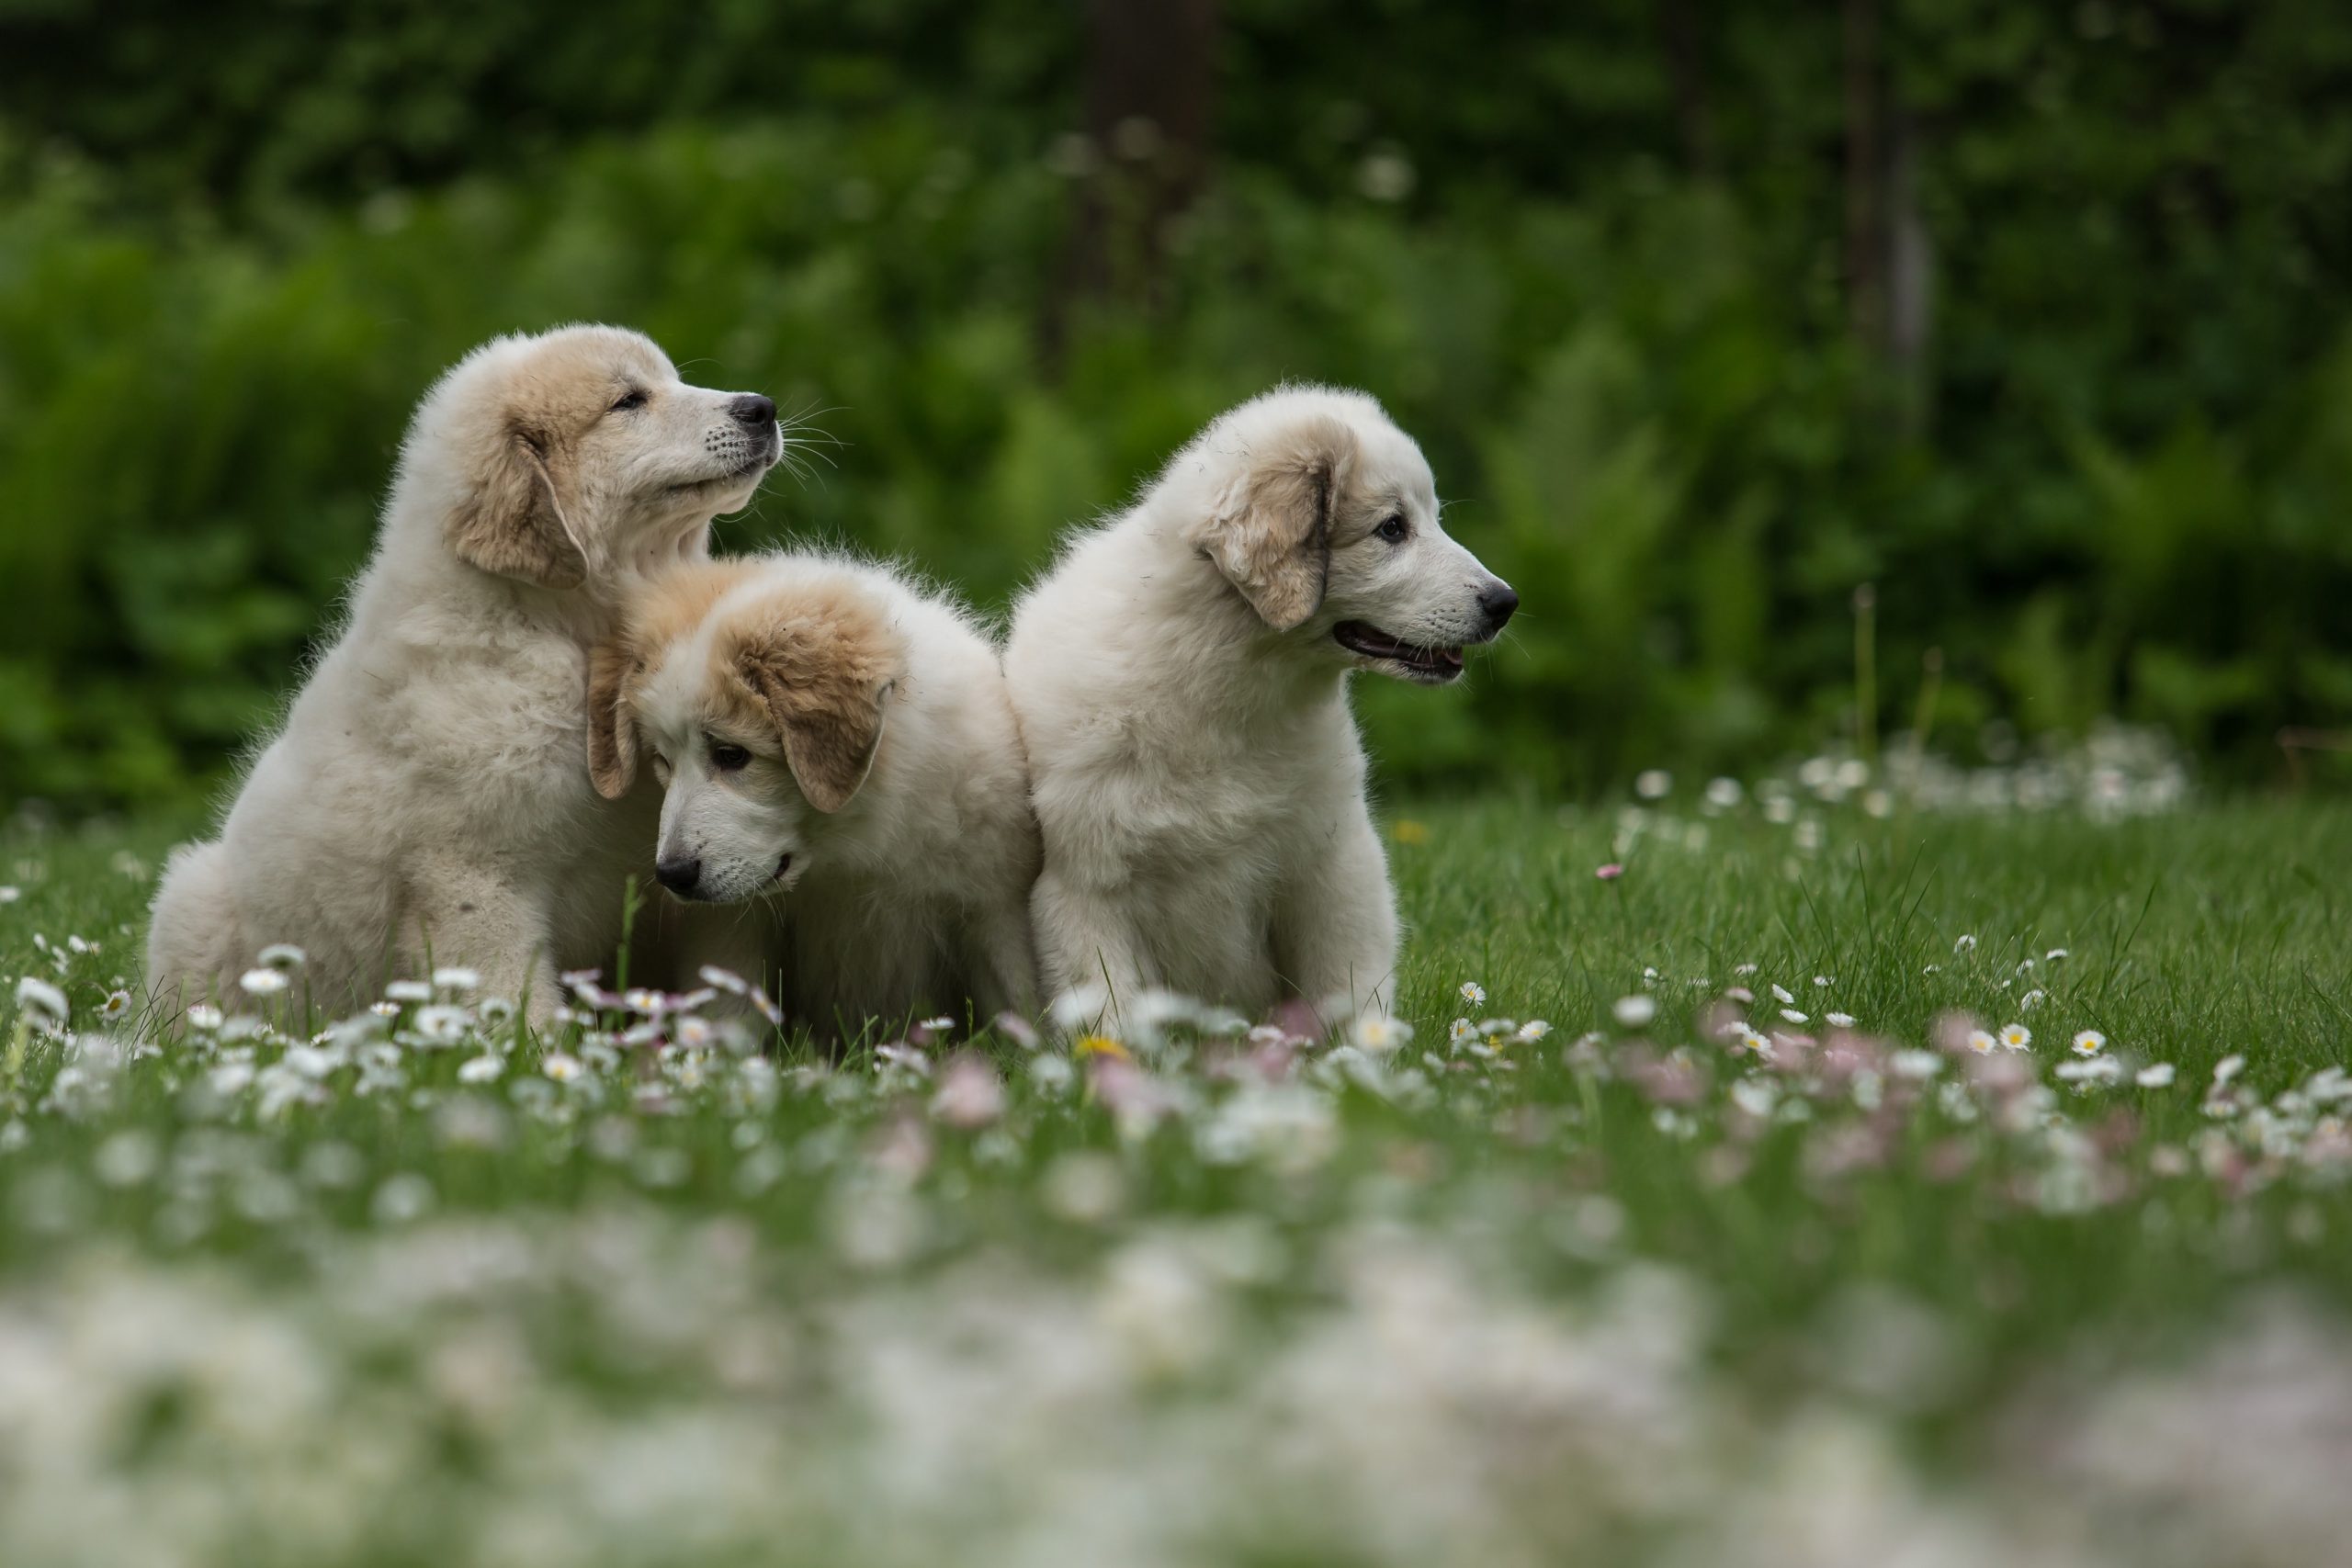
top-left (13, 976), bottom-right (67, 1030)
top-left (1611, 995), bottom-right (1657, 1028)
top-left (1780, 1008), bottom-right (1808, 1024)
top-left (1459, 981), bottom-right (1487, 1007)
top-left (1351, 1014), bottom-right (1414, 1054)
top-left (257, 943), bottom-right (307, 971)
top-left (1967, 1029), bottom-right (1997, 1055)
top-left (2136, 1063), bottom-right (2176, 1088)
top-left (1999, 1023), bottom-right (2031, 1051)
top-left (1825, 1011), bottom-right (1856, 1029)
top-left (2071, 1030), bottom-right (2107, 1056)
top-left (239, 967), bottom-right (288, 997)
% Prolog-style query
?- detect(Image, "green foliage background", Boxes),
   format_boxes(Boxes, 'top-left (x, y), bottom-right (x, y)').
top-left (3, 0), bottom-right (2350, 810)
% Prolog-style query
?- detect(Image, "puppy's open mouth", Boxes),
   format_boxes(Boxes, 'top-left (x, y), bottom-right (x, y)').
top-left (774, 852), bottom-right (793, 882)
top-left (1333, 621), bottom-right (1466, 683)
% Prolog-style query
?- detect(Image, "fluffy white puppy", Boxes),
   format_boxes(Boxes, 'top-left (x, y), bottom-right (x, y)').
top-left (586, 553), bottom-right (1040, 1040)
top-left (1006, 385), bottom-right (1516, 1025)
top-left (146, 325), bottom-right (782, 1023)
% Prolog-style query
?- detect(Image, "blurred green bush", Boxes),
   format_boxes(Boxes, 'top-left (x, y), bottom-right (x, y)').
top-left (3, 2), bottom-right (2350, 809)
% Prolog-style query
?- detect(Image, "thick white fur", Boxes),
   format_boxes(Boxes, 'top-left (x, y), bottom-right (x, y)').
top-left (1005, 385), bottom-right (1513, 1025)
top-left (145, 325), bottom-right (779, 1023)
top-left (605, 552), bottom-right (1041, 1039)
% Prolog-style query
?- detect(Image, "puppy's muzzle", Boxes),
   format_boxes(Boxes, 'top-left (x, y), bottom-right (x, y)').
top-left (1477, 581), bottom-right (1520, 637)
top-left (655, 855), bottom-right (702, 897)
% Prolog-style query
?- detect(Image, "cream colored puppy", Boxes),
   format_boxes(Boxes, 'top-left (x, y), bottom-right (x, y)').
top-left (1006, 386), bottom-right (1516, 1026)
top-left (587, 553), bottom-right (1039, 1040)
top-left (146, 325), bottom-right (781, 1023)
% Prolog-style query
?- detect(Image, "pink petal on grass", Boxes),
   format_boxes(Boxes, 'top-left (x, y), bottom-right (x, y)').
top-left (1595, 863), bottom-right (1624, 881)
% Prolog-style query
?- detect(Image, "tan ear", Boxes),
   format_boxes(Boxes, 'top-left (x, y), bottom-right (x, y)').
top-left (738, 653), bottom-right (890, 815)
top-left (585, 640), bottom-right (637, 799)
top-left (1202, 413), bottom-right (1355, 630)
top-left (447, 430), bottom-right (588, 589)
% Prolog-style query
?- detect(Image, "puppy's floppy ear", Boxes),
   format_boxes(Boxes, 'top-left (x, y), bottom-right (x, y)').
top-left (734, 615), bottom-right (899, 813)
top-left (448, 426), bottom-right (589, 590)
top-left (1201, 412), bottom-right (1356, 631)
top-left (586, 640), bottom-right (637, 800)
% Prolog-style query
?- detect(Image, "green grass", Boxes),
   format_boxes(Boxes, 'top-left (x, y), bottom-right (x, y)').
top-left (3, 793), bottom-right (2352, 1563)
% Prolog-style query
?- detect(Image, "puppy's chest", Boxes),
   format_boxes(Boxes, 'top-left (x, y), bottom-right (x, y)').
top-left (379, 638), bottom-right (594, 794)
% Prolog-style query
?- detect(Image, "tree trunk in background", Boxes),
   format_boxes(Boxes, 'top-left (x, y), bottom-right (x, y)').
top-left (1657, 0), bottom-right (1717, 179)
top-left (1843, 0), bottom-right (1932, 432)
top-left (1045, 0), bottom-right (1219, 364)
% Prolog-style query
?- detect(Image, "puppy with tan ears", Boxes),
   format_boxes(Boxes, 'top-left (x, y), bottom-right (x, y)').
top-left (588, 553), bottom-right (1040, 1041)
top-left (1006, 385), bottom-right (1517, 1027)
top-left (146, 326), bottom-right (781, 1023)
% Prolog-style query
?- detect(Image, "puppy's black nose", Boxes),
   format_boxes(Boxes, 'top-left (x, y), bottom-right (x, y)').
top-left (654, 856), bottom-right (701, 896)
top-left (729, 393), bottom-right (776, 429)
top-left (1478, 581), bottom-right (1521, 632)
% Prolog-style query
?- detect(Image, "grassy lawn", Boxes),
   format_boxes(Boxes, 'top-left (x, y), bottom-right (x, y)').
top-left (4, 791), bottom-right (2352, 1564)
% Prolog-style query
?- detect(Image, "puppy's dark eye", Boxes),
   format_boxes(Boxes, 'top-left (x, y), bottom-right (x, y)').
top-left (708, 739), bottom-right (752, 772)
top-left (1376, 513), bottom-right (1410, 544)
top-left (610, 388), bottom-right (649, 413)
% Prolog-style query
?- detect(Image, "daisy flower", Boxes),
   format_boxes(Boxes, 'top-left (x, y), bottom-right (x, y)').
top-left (457, 1055), bottom-right (503, 1084)
top-left (257, 943), bottom-right (308, 971)
top-left (1967, 1029), bottom-right (1997, 1055)
top-left (1351, 1015), bottom-right (1414, 1054)
top-left (1611, 995), bottom-right (1657, 1028)
top-left (2071, 1030), bottom-right (2107, 1056)
top-left (384, 980), bottom-right (431, 1005)
top-left (1594, 863), bottom-right (1624, 881)
top-left (1771, 984), bottom-right (1794, 1004)
top-left (99, 989), bottom-right (132, 1022)
top-left (1458, 981), bottom-right (1487, 1007)
top-left (2136, 1063), bottom-right (2176, 1088)
top-left (240, 967), bottom-right (289, 997)
top-left (1825, 1011), bottom-right (1855, 1029)
top-left (1953, 933), bottom-right (1977, 954)
top-left (13, 976), bottom-right (67, 1030)
top-left (541, 1053), bottom-right (583, 1083)
top-left (187, 1003), bottom-right (224, 1032)
top-left (1780, 1008), bottom-right (1808, 1024)
top-left (1999, 1023), bottom-right (2031, 1051)
top-left (432, 966), bottom-right (480, 993)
